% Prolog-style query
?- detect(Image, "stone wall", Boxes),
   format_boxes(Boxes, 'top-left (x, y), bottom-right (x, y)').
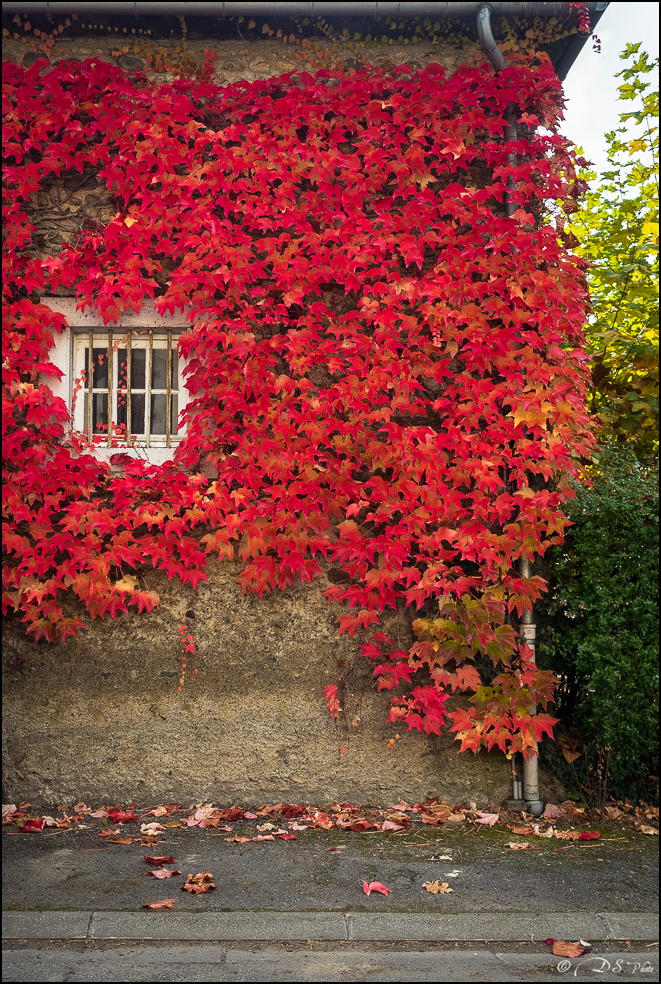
top-left (3, 556), bottom-right (518, 808)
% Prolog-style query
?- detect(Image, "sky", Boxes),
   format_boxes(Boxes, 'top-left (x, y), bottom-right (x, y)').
top-left (560, 1), bottom-right (659, 177)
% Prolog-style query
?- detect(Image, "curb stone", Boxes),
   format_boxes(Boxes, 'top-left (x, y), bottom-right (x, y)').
top-left (3, 910), bottom-right (659, 942)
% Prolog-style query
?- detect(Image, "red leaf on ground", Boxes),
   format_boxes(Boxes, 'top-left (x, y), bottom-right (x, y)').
top-left (18, 818), bottom-right (44, 832)
top-left (107, 809), bottom-right (139, 824)
top-left (362, 881), bottom-right (393, 896)
top-left (148, 868), bottom-right (181, 879)
top-left (144, 855), bottom-right (176, 865)
top-left (579, 830), bottom-right (600, 840)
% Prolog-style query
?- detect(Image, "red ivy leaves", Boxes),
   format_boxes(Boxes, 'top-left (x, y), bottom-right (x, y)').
top-left (2, 53), bottom-right (594, 755)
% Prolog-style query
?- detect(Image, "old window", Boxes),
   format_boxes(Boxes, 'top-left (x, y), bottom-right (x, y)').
top-left (43, 298), bottom-right (191, 465)
top-left (72, 330), bottom-right (182, 448)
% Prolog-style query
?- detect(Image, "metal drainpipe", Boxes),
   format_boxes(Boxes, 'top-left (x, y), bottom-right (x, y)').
top-left (476, 3), bottom-right (543, 816)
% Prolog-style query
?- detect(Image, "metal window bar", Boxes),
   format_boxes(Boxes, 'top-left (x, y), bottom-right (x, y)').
top-left (126, 331), bottom-right (132, 446)
top-left (146, 331), bottom-right (153, 448)
top-left (166, 329), bottom-right (172, 448)
top-left (107, 330), bottom-right (113, 447)
top-left (87, 329), bottom-right (93, 441)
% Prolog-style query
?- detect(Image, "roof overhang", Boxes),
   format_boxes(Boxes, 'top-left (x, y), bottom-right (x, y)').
top-left (1, 2), bottom-right (610, 81)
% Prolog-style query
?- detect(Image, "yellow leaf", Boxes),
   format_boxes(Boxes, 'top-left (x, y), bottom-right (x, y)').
top-left (115, 575), bottom-right (139, 593)
top-left (641, 220), bottom-right (659, 241)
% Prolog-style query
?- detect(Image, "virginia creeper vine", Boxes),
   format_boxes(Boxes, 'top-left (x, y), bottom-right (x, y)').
top-left (3, 47), bottom-right (595, 757)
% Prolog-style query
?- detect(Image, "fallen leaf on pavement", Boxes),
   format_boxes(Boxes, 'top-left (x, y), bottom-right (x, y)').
top-left (639, 825), bottom-right (659, 836)
top-left (140, 836), bottom-right (161, 845)
top-left (107, 809), bottom-right (139, 824)
top-left (543, 803), bottom-right (564, 819)
top-left (473, 812), bottom-right (499, 826)
top-left (422, 881), bottom-right (454, 894)
top-left (18, 819), bottom-right (45, 832)
top-left (532, 824), bottom-right (555, 838)
top-left (506, 842), bottom-right (537, 849)
top-left (145, 804), bottom-right (181, 817)
top-left (579, 830), bottom-right (601, 840)
top-left (225, 835), bottom-right (252, 843)
top-left (277, 832), bottom-right (297, 840)
top-left (428, 853), bottom-right (453, 861)
top-left (97, 828), bottom-right (121, 838)
top-left (362, 881), bottom-right (393, 896)
top-left (509, 824), bottom-right (534, 835)
top-left (182, 872), bottom-right (216, 894)
top-left (109, 835), bottom-right (133, 844)
top-left (147, 868), bottom-right (182, 879)
top-left (142, 898), bottom-right (175, 910)
top-left (144, 856), bottom-right (176, 865)
top-left (140, 823), bottom-right (166, 834)
top-left (552, 940), bottom-right (589, 957)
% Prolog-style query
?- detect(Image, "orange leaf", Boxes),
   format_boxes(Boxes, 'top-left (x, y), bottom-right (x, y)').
top-left (142, 898), bottom-right (175, 910)
top-left (552, 940), bottom-right (588, 957)
top-left (182, 872), bottom-right (216, 893)
top-left (422, 880), bottom-right (454, 894)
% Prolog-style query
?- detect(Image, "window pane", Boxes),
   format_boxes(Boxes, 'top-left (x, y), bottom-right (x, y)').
top-left (93, 393), bottom-right (108, 433)
top-left (151, 393), bottom-right (166, 434)
top-left (118, 348), bottom-right (128, 392)
top-left (92, 347), bottom-right (108, 388)
top-left (152, 349), bottom-right (167, 390)
top-left (115, 392), bottom-right (145, 434)
top-left (171, 394), bottom-right (179, 434)
top-left (131, 393), bottom-right (145, 434)
top-left (132, 348), bottom-right (146, 390)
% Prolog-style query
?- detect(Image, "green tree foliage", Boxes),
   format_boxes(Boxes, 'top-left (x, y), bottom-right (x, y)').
top-left (569, 43), bottom-right (659, 462)
top-left (537, 448), bottom-right (659, 802)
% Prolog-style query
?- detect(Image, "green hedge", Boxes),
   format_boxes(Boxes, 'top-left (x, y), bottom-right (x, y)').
top-left (537, 449), bottom-right (659, 804)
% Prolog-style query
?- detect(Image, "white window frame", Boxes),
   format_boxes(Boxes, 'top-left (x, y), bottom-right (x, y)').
top-left (42, 297), bottom-right (192, 466)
